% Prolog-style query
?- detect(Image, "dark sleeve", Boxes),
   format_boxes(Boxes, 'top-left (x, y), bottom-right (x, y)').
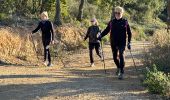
top-left (126, 20), bottom-right (132, 43)
top-left (100, 22), bottom-right (111, 38)
top-left (32, 22), bottom-right (41, 34)
top-left (84, 27), bottom-right (90, 40)
top-left (50, 22), bottom-right (55, 41)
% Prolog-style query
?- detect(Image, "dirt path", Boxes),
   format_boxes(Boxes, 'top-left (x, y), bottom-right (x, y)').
top-left (0, 41), bottom-right (163, 100)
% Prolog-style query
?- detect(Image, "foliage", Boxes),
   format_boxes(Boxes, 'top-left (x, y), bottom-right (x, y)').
top-left (0, 0), bottom-right (167, 25)
top-left (143, 30), bottom-right (170, 73)
top-left (144, 65), bottom-right (170, 98)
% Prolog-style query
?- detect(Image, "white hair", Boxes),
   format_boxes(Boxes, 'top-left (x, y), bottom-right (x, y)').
top-left (41, 11), bottom-right (49, 20)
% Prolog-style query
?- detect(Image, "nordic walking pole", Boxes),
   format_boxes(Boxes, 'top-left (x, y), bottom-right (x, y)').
top-left (30, 34), bottom-right (39, 61)
top-left (129, 49), bottom-right (138, 72)
top-left (100, 40), bottom-right (106, 74)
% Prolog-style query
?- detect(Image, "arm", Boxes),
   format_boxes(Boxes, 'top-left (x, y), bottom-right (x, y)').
top-left (126, 21), bottom-right (132, 43)
top-left (50, 22), bottom-right (55, 41)
top-left (99, 22), bottom-right (111, 38)
top-left (32, 22), bottom-right (41, 34)
top-left (84, 27), bottom-right (90, 40)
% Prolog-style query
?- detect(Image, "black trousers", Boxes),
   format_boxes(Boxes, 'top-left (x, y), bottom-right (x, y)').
top-left (89, 42), bottom-right (102, 63)
top-left (43, 40), bottom-right (51, 63)
top-left (111, 44), bottom-right (125, 73)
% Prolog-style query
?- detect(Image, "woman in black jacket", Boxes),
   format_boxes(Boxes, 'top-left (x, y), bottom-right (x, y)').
top-left (31, 11), bottom-right (55, 67)
top-left (84, 18), bottom-right (102, 67)
top-left (98, 6), bottom-right (132, 79)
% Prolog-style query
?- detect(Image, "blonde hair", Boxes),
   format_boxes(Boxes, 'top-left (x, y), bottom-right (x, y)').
top-left (115, 6), bottom-right (124, 14)
top-left (41, 11), bottom-right (49, 20)
top-left (91, 18), bottom-right (98, 26)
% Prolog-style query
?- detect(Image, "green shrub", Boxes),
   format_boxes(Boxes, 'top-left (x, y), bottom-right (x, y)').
top-left (144, 28), bottom-right (156, 36)
top-left (131, 25), bottom-right (147, 41)
top-left (0, 13), bottom-right (8, 21)
top-left (144, 65), bottom-right (170, 98)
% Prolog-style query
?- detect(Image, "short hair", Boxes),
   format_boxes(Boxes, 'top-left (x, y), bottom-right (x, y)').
top-left (114, 6), bottom-right (124, 14)
top-left (41, 11), bottom-right (49, 19)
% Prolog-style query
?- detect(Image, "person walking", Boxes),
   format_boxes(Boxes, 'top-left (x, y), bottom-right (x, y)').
top-left (31, 11), bottom-right (55, 67)
top-left (98, 6), bottom-right (132, 79)
top-left (84, 18), bottom-right (102, 67)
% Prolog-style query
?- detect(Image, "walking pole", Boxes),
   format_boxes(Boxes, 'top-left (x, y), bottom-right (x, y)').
top-left (30, 34), bottom-right (39, 61)
top-left (129, 49), bottom-right (138, 72)
top-left (100, 40), bottom-right (106, 74)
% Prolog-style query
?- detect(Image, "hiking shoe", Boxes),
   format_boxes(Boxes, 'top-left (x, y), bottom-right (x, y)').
top-left (47, 63), bottom-right (53, 67)
top-left (90, 63), bottom-right (95, 67)
top-left (118, 73), bottom-right (124, 80)
top-left (116, 68), bottom-right (120, 76)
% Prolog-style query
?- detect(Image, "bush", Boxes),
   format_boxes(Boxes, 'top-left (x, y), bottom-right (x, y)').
top-left (144, 65), bottom-right (170, 98)
top-left (143, 30), bottom-right (170, 73)
top-left (56, 25), bottom-right (86, 51)
top-left (0, 27), bottom-right (36, 61)
top-left (131, 24), bottom-right (147, 41)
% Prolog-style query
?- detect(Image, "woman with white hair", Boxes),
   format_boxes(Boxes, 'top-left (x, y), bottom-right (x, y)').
top-left (98, 6), bottom-right (132, 79)
top-left (84, 18), bottom-right (102, 67)
top-left (31, 11), bottom-right (55, 67)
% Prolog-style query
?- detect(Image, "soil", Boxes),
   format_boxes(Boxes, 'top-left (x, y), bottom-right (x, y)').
top-left (0, 41), bottom-right (163, 100)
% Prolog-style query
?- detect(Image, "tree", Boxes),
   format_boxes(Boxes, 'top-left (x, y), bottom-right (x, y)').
top-left (77, 0), bottom-right (85, 21)
top-left (54, 0), bottom-right (62, 26)
top-left (40, 0), bottom-right (47, 13)
top-left (167, 0), bottom-right (170, 32)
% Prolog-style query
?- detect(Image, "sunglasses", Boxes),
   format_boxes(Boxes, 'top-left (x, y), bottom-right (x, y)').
top-left (115, 12), bottom-right (121, 15)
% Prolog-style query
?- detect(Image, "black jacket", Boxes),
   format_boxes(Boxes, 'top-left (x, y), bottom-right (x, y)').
top-left (100, 18), bottom-right (132, 46)
top-left (32, 20), bottom-right (54, 41)
top-left (84, 25), bottom-right (100, 43)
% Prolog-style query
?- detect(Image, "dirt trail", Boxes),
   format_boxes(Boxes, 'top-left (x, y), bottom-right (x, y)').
top-left (0, 41), bottom-right (163, 100)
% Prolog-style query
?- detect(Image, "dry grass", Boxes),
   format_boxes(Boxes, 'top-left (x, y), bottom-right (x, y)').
top-left (143, 30), bottom-right (170, 73)
top-left (0, 26), bottom-right (86, 65)
top-left (56, 26), bottom-right (86, 50)
top-left (0, 27), bottom-right (36, 62)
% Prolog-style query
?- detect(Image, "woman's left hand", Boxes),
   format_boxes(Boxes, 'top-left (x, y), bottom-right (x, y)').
top-left (51, 40), bottom-right (55, 44)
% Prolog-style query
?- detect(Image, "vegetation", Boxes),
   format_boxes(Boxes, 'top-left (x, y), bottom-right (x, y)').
top-left (144, 65), bottom-right (170, 98)
top-left (0, 0), bottom-right (170, 98)
top-left (143, 30), bottom-right (170, 99)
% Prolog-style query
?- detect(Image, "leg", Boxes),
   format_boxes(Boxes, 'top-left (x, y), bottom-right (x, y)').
top-left (111, 46), bottom-right (120, 69)
top-left (119, 46), bottom-right (125, 74)
top-left (95, 43), bottom-right (102, 58)
top-left (47, 48), bottom-right (51, 63)
top-left (43, 42), bottom-right (47, 62)
top-left (46, 41), bottom-right (51, 64)
top-left (89, 43), bottom-right (95, 64)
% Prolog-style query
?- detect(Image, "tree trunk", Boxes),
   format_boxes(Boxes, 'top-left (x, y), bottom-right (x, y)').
top-left (77, 0), bottom-right (85, 21)
top-left (32, 0), bottom-right (36, 13)
top-left (40, 0), bottom-right (46, 13)
top-left (167, 0), bottom-right (170, 33)
top-left (111, 7), bottom-right (115, 20)
top-left (54, 0), bottom-right (62, 26)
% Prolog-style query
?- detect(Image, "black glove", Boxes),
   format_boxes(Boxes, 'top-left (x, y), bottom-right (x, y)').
top-left (127, 42), bottom-right (131, 50)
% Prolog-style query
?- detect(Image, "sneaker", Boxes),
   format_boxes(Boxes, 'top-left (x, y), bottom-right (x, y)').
top-left (118, 73), bottom-right (124, 80)
top-left (90, 63), bottom-right (95, 67)
top-left (116, 68), bottom-right (120, 76)
top-left (47, 63), bottom-right (53, 67)
top-left (100, 56), bottom-right (104, 61)
top-left (43, 61), bottom-right (47, 66)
